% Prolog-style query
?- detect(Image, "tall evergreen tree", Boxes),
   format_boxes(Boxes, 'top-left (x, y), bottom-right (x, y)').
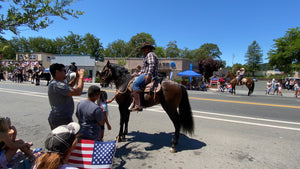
top-left (245, 41), bottom-right (263, 76)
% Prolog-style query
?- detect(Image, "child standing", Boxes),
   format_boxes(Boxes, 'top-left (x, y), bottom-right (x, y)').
top-left (97, 90), bottom-right (118, 141)
top-left (266, 80), bottom-right (272, 95)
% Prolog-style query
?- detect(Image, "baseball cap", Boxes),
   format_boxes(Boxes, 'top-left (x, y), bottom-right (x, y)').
top-left (45, 122), bottom-right (80, 154)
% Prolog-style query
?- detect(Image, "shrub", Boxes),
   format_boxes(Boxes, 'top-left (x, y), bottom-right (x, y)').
top-left (95, 77), bottom-right (100, 83)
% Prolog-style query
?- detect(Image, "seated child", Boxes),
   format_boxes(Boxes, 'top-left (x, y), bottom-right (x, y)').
top-left (278, 86), bottom-right (282, 96)
top-left (0, 117), bottom-right (36, 168)
top-left (227, 83), bottom-right (233, 93)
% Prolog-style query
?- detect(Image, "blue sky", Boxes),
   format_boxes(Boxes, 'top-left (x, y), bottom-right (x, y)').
top-left (2, 0), bottom-right (300, 66)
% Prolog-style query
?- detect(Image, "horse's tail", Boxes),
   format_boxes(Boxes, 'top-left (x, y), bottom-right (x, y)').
top-left (179, 85), bottom-right (194, 135)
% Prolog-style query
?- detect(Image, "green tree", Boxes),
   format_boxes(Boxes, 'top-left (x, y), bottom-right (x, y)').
top-left (268, 27), bottom-right (300, 73)
top-left (127, 32), bottom-right (155, 58)
top-left (154, 46), bottom-right (165, 58)
top-left (0, 42), bottom-right (15, 59)
top-left (29, 37), bottom-right (55, 53)
top-left (232, 63), bottom-right (243, 73)
top-left (165, 40), bottom-right (180, 58)
top-left (180, 47), bottom-right (195, 60)
top-left (245, 40), bottom-right (263, 76)
top-left (0, 0), bottom-right (84, 40)
top-left (194, 43), bottom-right (222, 60)
top-left (53, 37), bottom-right (65, 54)
top-left (104, 39), bottom-right (127, 58)
top-left (82, 33), bottom-right (104, 60)
top-left (117, 58), bottom-right (127, 66)
top-left (63, 32), bottom-right (84, 54)
top-left (9, 37), bottom-right (30, 53)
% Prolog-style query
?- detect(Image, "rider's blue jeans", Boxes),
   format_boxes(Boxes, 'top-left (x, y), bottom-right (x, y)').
top-left (133, 74), bottom-right (146, 91)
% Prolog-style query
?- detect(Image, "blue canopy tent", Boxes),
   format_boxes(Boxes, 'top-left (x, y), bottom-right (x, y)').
top-left (177, 70), bottom-right (202, 82)
top-left (43, 68), bottom-right (50, 73)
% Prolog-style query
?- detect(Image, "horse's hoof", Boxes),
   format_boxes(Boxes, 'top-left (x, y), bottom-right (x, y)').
top-left (170, 148), bottom-right (177, 153)
top-left (116, 136), bottom-right (121, 142)
top-left (121, 135), bottom-right (126, 140)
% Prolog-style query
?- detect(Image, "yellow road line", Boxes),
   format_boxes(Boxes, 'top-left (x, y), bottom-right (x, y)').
top-left (189, 97), bottom-right (300, 109)
top-left (3, 82), bottom-right (299, 109)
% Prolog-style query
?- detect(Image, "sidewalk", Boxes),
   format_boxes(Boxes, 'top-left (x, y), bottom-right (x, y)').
top-left (204, 86), bottom-right (297, 98)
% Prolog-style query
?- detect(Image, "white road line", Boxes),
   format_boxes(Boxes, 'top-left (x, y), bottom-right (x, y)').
top-left (192, 110), bottom-right (300, 125)
top-left (1, 88), bottom-right (300, 131)
top-left (193, 114), bottom-right (300, 131)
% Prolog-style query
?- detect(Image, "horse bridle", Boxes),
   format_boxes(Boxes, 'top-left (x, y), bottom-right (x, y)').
top-left (101, 67), bottom-right (112, 82)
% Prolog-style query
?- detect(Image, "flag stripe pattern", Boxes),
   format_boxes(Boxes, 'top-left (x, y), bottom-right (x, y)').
top-left (68, 139), bottom-right (116, 169)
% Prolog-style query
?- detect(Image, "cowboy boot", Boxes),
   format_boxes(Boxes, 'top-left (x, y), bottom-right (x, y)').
top-left (128, 101), bottom-right (135, 111)
top-left (132, 90), bottom-right (143, 111)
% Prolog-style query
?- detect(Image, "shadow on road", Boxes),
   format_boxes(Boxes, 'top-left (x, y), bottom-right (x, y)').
top-left (113, 131), bottom-right (206, 169)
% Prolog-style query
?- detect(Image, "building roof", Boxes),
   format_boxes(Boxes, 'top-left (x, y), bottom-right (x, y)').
top-left (53, 55), bottom-right (95, 66)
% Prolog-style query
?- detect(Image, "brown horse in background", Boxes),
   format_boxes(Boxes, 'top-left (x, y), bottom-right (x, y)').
top-left (96, 61), bottom-right (194, 153)
top-left (225, 72), bottom-right (255, 96)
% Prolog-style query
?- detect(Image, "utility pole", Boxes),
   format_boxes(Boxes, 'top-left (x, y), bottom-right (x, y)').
top-left (232, 54), bottom-right (235, 72)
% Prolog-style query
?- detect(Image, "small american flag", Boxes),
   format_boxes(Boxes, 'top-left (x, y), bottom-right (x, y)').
top-left (68, 139), bottom-right (117, 169)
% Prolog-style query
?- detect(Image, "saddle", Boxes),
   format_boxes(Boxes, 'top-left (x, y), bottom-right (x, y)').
top-left (235, 77), bottom-right (247, 85)
top-left (127, 77), bottom-right (163, 93)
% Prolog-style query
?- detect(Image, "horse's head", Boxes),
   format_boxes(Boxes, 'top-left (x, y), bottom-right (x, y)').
top-left (97, 61), bottom-right (114, 87)
top-left (225, 72), bottom-right (234, 79)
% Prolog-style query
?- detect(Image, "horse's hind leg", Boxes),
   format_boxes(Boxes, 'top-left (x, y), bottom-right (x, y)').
top-left (161, 105), bottom-right (181, 153)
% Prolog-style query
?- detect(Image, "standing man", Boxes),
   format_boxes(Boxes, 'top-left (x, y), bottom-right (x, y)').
top-left (48, 63), bottom-right (84, 130)
top-left (131, 43), bottom-right (159, 111)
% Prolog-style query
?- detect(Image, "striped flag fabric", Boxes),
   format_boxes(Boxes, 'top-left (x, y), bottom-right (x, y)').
top-left (68, 139), bottom-right (117, 169)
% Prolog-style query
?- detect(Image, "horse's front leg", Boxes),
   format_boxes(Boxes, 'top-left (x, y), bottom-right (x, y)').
top-left (123, 110), bottom-right (130, 136)
top-left (117, 110), bottom-right (125, 142)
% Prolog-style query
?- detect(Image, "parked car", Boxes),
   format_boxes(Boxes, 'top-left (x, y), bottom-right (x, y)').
top-left (253, 77), bottom-right (258, 82)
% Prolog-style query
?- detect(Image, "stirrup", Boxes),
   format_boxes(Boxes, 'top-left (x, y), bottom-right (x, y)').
top-left (132, 106), bottom-right (143, 111)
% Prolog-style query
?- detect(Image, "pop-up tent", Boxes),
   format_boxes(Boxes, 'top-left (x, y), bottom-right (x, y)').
top-left (177, 70), bottom-right (201, 77)
top-left (177, 70), bottom-right (202, 82)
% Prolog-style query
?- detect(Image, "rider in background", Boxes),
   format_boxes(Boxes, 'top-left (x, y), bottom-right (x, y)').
top-left (131, 43), bottom-right (159, 111)
top-left (238, 68), bottom-right (245, 85)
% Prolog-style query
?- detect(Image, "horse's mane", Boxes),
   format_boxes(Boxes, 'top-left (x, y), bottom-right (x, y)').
top-left (109, 63), bottom-right (132, 92)
top-left (110, 63), bottom-right (130, 77)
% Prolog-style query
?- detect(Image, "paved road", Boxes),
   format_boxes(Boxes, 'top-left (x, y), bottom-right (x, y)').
top-left (0, 80), bottom-right (299, 169)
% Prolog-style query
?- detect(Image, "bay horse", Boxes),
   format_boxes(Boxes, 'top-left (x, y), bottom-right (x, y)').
top-left (225, 72), bottom-right (255, 96)
top-left (96, 61), bottom-right (194, 153)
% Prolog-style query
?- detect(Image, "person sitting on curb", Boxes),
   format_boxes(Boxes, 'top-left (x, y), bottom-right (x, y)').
top-left (33, 122), bottom-right (80, 169)
top-left (1, 117), bottom-right (37, 168)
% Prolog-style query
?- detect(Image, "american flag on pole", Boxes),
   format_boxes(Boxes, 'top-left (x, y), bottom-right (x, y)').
top-left (68, 139), bottom-right (117, 169)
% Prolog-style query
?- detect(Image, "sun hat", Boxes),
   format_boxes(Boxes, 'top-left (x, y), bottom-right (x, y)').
top-left (140, 43), bottom-right (155, 50)
top-left (45, 122), bottom-right (80, 154)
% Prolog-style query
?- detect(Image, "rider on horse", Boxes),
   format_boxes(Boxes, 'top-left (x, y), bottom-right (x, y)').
top-left (131, 43), bottom-right (159, 111)
top-left (238, 68), bottom-right (245, 85)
